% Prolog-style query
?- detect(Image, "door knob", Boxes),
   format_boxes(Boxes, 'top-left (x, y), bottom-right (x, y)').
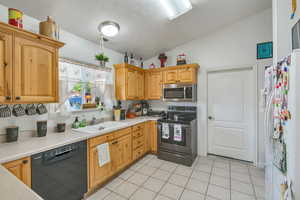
top-left (208, 116), bottom-right (214, 120)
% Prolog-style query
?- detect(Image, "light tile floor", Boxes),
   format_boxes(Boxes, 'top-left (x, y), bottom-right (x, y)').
top-left (87, 155), bottom-right (265, 200)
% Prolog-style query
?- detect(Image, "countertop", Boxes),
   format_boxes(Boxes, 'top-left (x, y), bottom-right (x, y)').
top-left (0, 116), bottom-right (160, 164)
top-left (0, 165), bottom-right (42, 200)
top-left (0, 117), bottom-right (159, 200)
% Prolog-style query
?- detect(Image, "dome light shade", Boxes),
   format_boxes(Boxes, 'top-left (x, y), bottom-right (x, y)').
top-left (98, 21), bottom-right (120, 37)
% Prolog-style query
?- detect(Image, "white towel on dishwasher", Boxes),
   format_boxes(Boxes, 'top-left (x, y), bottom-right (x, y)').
top-left (174, 124), bottom-right (182, 142)
top-left (162, 123), bottom-right (170, 139)
top-left (96, 143), bottom-right (110, 167)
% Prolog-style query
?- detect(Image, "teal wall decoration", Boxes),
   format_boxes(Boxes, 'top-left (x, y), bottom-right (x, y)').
top-left (257, 42), bottom-right (273, 59)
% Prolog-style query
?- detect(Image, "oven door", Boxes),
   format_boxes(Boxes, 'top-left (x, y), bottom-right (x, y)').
top-left (158, 122), bottom-right (191, 153)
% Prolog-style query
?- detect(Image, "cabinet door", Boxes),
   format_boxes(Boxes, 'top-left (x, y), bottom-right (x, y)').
top-left (111, 134), bottom-right (132, 173)
top-left (126, 68), bottom-right (137, 99)
top-left (136, 71), bottom-right (144, 99)
top-left (0, 31), bottom-right (13, 102)
top-left (150, 121), bottom-right (158, 154)
top-left (178, 67), bottom-right (196, 83)
top-left (164, 69), bottom-right (178, 84)
top-left (89, 145), bottom-right (112, 189)
top-left (148, 72), bottom-right (162, 99)
top-left (144, 122), bottom-right (151, 153)
top-left (3, 157), bottom-right (31, 187)
top-left (14, 36), bottom-right (58, 103)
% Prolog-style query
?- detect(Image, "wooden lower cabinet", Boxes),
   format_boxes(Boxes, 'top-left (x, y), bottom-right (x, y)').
top-left (3, 157), bottom-right (31, 187)
top-left (150, 121), bottom-right (158, 154)
top-left (88, 121), bottom-right (158, 191)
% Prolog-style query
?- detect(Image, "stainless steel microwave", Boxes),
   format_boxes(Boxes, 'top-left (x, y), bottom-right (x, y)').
top-left (163, 84), bottom-right (197, 102)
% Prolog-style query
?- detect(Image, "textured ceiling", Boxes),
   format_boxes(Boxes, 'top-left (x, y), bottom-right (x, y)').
top-left (1, 0), bottom-right (272, 59)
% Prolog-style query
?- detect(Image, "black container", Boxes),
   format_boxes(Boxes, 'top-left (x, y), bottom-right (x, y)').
top-left (6, 126), bottom-right (19, 142)
top-left (120, 109), bottom-right (126, 120)
top-left (37, 121), bottom-right (47, 137)
top-left (56, 123), bottom-right (66, 133)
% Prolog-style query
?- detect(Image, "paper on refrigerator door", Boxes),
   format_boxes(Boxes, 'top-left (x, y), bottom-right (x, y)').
top-left (162, 123), bottom-right (170, 139)
top-left (174, 124), bottom-right (182, 142)
top-left (96, 143), bottom-right (111, 167)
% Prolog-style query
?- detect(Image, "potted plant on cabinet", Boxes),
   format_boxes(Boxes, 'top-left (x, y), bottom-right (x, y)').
top-left (95, 53), bottom-right (109, 67)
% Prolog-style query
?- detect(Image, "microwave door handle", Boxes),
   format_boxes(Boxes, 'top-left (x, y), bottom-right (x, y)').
top-left (183, 86), bottom-right (186, 99)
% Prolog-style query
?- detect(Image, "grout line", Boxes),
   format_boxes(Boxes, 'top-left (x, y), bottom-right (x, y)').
top-left (229, 160), bottom-right (232, 200)
top-left (248, 165), bottom-right (258, 200)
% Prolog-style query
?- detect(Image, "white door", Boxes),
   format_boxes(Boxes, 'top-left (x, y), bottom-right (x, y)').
top-left (207, 68), bottom-right (255, 162)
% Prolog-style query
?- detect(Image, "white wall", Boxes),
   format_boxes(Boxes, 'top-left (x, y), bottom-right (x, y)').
top-left (145, 9), bottom-right (273, 162)
top-left (0, 4), bottom-right (123, 140)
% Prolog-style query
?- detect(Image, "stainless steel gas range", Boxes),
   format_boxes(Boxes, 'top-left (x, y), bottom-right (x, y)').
top-left (157, 106), bottom-right (197, 166)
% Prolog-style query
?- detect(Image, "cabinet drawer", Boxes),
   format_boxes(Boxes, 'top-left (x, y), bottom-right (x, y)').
top-left (133, 136), bottom-right (144, 149)
top-left (133, 146), bottom-right (144, 160)
top-left (132, 123), bottom-right (144, 132)
top-left (89, 134), bottom-right (114, 148)
top-left (114, 127), bottom-right (131, 139)
top-left (132, 129), bottom-right (144, 138)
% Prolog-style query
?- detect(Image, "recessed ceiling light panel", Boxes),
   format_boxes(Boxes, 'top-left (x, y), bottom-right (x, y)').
top-left (160, 0), bottom-right (193, 20)
top-left (98, 21), bottom-right (120, 37)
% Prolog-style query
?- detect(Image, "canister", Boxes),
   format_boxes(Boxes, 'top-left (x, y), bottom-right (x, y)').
top-left (6, 126), bottom-right (19, 142)
top-left (8, 8), bottom-right (23, 28)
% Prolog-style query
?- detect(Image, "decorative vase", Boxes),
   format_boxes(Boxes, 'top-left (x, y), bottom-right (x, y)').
top-left (100, 61), bottom-right (106, 67)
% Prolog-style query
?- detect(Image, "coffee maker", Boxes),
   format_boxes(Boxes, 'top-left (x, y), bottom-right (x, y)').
top-left (141, 101), bottom-right (149, 116)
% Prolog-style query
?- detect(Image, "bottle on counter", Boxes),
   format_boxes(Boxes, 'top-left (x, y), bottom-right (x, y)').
top-left (130, 53), bottom-right (135, 65)
top-left (72, 117), bottom-right (80, 129)
top-left (124, 52), bottom-right (128, 63)
top-left (140, 57), bottom-right (144, 68)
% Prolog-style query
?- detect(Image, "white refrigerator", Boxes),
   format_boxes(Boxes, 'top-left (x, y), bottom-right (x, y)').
top-left (264, 49), bottom-right (300, 200)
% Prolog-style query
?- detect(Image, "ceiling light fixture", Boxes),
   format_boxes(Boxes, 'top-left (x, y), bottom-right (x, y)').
top-left (98, 21), bottom-right (120, 37)
top-left (160, 0), bottom-right (193, 20)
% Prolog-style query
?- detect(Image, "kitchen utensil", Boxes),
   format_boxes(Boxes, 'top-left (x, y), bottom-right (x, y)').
top-left (114, 109), bottom-right (121, 121)
top-left (56, 123), bottom-right (66, 133)
top-left (6, 126), bottom-right (19, 142)
top-left (37, 121), bottom-right (47, 137)
top-left (25, 104), bottom-right (37, 116)
top-left (8, 8), bottom-right (23, 28)
top-left (36, 104), bottom-right (47, 115)
top-left (0, 105), bottom-right (11, 118)
top-left (12, 104), bottom-right (25, 117)
top-left (126, 112), bottom-right (136, 119)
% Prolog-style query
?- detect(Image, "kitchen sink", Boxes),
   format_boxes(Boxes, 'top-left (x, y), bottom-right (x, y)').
top-left (73, 121), bottom-right (126, 134)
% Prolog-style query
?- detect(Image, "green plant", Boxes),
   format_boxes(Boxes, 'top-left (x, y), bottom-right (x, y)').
top-left (85, 82), bottom-right (93, 93)
top-left (95, 53), bottom-right (109, 62)
top-left (72, 82), bottom-right (83, 93)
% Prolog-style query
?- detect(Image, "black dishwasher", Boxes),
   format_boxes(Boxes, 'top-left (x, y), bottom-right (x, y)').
top-left (31, 141), bottom-right (87, 200)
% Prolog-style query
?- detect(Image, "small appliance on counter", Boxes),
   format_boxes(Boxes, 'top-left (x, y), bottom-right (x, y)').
top-left (147, 110), bottom-right (166, 118)
top-left (157, 106), bottom-right (197, 166)
top-left (141, 101), bottom-right (149, 116)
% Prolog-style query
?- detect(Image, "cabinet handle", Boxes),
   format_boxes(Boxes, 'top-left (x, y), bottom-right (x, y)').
top-left (5, 96), bottom-right (11, 100)
top-left (15, 96), bottom-right (21, 100)
top-left (22, 160), bottom-right (28, 164)
top-left (3, 62), bottom-right (8, 67)
top-left (112, 140), bottom-right (118, 145)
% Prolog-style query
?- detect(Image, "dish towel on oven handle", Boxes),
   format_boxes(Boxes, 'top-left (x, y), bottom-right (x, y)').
top-left (96, 143), bottom-right (111, 167)
top-left (162, 123), bottom-right (170, 139)
top-left (174, 124), bottom-right (182, 142)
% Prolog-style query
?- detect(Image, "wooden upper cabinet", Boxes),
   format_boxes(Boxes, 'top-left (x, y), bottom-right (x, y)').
top-left (164, 69), bottom-right (178, 84)
top-left (0, 30), bottom-right (13, 103)
top-left (115, 63), bottom-right (199, 100)
top-left (114, 63), bottom-right (144, 100)
top-left (126, 68), bottom-right (138, 99)
top-left (14, 35), bottom-right (58, 103)
top-left (136, 71), bottom-right (144, 99)
top-left (177, 67), bottom-right (196, 83)
top-left (146, 71), bottom-right (162, 100)
top-left (0, 22), bottom-right (64, 103)
top-left (163, 65), bottom-right (198, 84)
top-left (3, 157), bottom-right (31, 187)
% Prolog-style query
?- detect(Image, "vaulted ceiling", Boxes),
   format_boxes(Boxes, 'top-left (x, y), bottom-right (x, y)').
top-left (1, 0), bottom-right (272, 59)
